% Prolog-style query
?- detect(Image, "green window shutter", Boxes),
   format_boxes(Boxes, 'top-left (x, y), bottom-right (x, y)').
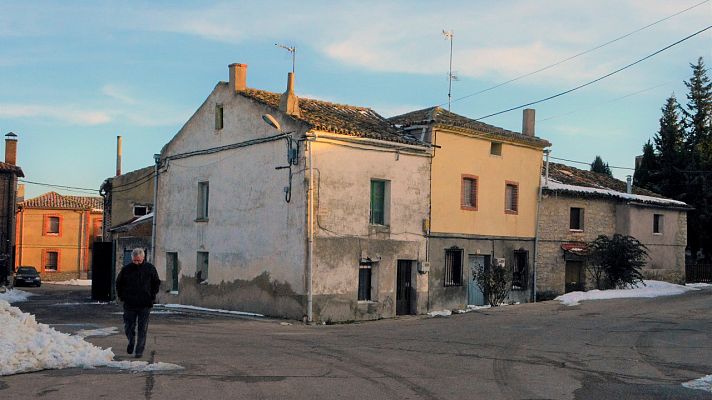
top-left (370, 180), bottom-right (385, 225)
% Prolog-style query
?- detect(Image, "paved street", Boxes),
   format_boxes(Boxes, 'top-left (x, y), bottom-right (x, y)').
top-left (2, 285), bottom-right (711, 400)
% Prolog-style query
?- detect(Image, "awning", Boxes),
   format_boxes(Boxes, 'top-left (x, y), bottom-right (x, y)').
top-left (561, 242), bottom-right (590, 258)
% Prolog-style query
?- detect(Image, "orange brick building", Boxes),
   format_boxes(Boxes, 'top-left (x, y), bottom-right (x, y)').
top-left (15, 192), bottom-right (103, 281)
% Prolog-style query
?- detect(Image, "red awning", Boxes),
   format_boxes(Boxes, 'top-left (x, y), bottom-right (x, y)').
top-left (561, 242), bottom-right (590, 256)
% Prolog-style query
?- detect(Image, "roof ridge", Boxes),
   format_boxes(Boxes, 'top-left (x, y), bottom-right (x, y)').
top-left (243, 88), bottom-right (371, 111)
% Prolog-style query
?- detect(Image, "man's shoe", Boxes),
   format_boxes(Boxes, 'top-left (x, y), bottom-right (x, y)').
top-left (127, 342), bottom-right (135, 355)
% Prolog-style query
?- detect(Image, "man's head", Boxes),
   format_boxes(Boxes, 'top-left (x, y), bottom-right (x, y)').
top-left (131, 248), bottom-right (145, 265)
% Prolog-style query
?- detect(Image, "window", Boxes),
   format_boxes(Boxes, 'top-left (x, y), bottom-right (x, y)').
top-left (505, 182), bottom-right (519, 214)
top-left (490, 142), bottom-right (502, 156)
top-left (570, 207), bottom-right (584, 230)
top-left (512, 250), bottom-right (529, 290)
top-left (358, 263), bottom-right (373, 301)
top-left (166, 252), bottom-right (179, 293)
top-left (197, 181), bottom-right (209, 220)
top-left (461, 175), bottom-right (478, 210)
top-left (133, 205), bottom-right (148, 217)
top-left (44, 215), bottom-right (60, 235)
top-left (653, 214), bottom-right (664, 234)
top-left (370, 180), bottom-right (389, 225)
top-left (444, 247), bottom-right (463, 287)
top-left (44, 250), bottom-right (59, 272)
top-left (196, 251), bottom-right (209, 283)
top-left (215, 104), bottom-right (224, 130)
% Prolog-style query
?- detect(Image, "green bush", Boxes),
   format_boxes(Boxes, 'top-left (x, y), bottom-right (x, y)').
top-left (588, 234), bottom-right (648, 289)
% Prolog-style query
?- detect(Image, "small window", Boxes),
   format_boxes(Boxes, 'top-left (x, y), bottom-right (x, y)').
top-left (215, 104), bottom-right (224, 130)
top-left (570, 207), bottom-right (584, 230)
top-left (45, 251), bottom-right (58, 271)
top-left (653, 214), bottom-right (664, 234)
top-left (133, 205), bottom-right (148, 217)
top-left (461, 175), bottom-right (478, 210)
top-left (358, 263), bottom-right (373, 301)
top-left (444, 247), bottom-right (463, 287)
top-left (505, 182), bottom-right (519, 214)
top-left (197, 181), bottom-right (209, 220)
top-left (196, 251), bottom-right (209, 283)
top-left (370, 180), bottom-right (389, 225)
top-left (166, 252), bottom-right (179, 292)
top-left (512, 250), bottom-right (529, 290)
top-left (490, 142), bottom-right (502, 156)
top-left (45, 216), bottom-right (60, 235)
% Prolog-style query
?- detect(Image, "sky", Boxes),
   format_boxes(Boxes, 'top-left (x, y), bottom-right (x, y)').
top-left (0, 0), bottom-right (710, 199)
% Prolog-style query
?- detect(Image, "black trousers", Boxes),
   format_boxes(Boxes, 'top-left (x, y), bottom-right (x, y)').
top-left (123, 307), bottom-right (151, 355)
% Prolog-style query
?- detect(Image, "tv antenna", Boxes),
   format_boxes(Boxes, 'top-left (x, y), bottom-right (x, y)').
top-left (275, 43), bottom-right (296, 74)
top-left (442, 29), bottom-right (455, 110)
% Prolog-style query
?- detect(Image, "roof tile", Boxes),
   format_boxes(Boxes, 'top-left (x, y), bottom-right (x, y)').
top-left (20, 192), bottom-right (103, 210)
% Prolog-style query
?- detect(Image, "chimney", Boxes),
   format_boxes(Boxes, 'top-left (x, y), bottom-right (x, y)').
top-left (229, 63), bottom-right (248, 92)
top-left (626, 175), bottom-right (633, 194)
top-left (5, 132), bottom-right (18, 165)
top-left (279, 72), bottom-right (301, 117)
top-left (522, 109), bottom-right (535, 136)
top-left (116, 135), bottom-right (122, 176)
top-left (16, 183), bottom-right (25, 203)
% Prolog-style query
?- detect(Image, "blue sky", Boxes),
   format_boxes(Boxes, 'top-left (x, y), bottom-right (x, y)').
top-left (1, 0), bottom-right (710, 198)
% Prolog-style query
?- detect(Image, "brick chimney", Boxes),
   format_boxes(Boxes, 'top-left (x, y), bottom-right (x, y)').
top-left (5, 132), bottom-right (18, 165)
top-left (229, 63), bottom-right (248, 92)
top-left (522, 109), bottom-right (535, 136)
top-left (279, 72), bottom-right (301, 117)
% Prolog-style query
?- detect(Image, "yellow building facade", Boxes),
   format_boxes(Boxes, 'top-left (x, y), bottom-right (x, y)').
top-left (15, 192), bottom-right (103, 281)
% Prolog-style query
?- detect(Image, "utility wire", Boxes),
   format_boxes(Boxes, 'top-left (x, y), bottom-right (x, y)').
top-left (19, 179), bottom-right (98, 194)
top-left (475, 25), bottom-right (712, 120)
top-left (442, 0), bottom-right (710, 107)
top-left (549, 156), bottom-right (635, 171)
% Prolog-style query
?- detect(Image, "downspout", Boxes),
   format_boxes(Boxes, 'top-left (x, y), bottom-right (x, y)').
top-left (532, 149), bottom-right (550, 302)
top-left (307, 135), bottom-right (314, 324)
top-left (151, 154), bottom-right (160, 263)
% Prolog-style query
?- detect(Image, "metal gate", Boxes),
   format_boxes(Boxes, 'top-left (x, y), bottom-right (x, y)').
top-left (396, 260), bottom-right (413, 315)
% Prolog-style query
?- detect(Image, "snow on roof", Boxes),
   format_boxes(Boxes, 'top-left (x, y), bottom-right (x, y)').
top-left (543, 177), bottom-right (689, 207)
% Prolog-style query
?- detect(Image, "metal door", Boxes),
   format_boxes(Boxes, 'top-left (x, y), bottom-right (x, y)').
top-left (396, 260), bottom-right (413, 315)
top-left (468, 255), bottom-right (487, 306)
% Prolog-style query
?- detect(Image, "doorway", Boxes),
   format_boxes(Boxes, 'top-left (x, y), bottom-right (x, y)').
top-left (396, 260), bottom-right (414, 315)
top-left (468, 255), bottom-right (488, 306)
top-left (565, 261), bottom-right (585, 293)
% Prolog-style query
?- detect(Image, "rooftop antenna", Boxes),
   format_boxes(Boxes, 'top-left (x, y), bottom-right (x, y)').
top-left (275, 43), bottom-right (296, 74)
top-left (442, 29), bottom-right (455, 111)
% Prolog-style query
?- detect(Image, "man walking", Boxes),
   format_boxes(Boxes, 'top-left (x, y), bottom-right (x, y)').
top-left (116, 248), bottom-right (160, 358)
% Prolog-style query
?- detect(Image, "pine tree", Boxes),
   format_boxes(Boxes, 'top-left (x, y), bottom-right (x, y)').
top-left (653, 94), bottom-right (685, 198)
top-left (633, 140), bottom-right (659, 192)
top-left (590, 155), bottom-right (613, 176)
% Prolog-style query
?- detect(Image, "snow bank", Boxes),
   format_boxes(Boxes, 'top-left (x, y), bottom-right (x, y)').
top-left (0, 288), bottom-right (33, 304)
top-left (160, 304), bottom-right (263, 317)
top-left (51, 302), bottom-right (108, 306)
top-left (686, 283), bottom-right (712, 288)
top-left (555, 280), bottom-right (698, 306)
top-left (682, 374), bottom-right (712, 393)
top-left (428, 310), bottom-right (452, 317)
top-left (45, 279), bottom-right (92, 286)
top-left (0, 300), bottom-right (183, 376)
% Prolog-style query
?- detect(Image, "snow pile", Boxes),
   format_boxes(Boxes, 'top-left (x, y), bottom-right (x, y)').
top-left (0, 300), bottom-right (184, 376)
top-left (428, 310), bottom-right (452, 317)
top-left (52, 302), bottom-right (108, 306)
top-left (75, 327), bottom-right (119, 338)
top-left (556, 280), bottom-right (699, 306)
top-left (160, 304), bottom-right (263, 317)
top-left (45, 279), bottom-right (92, 286)
top-left (0, 288), bottom-right (33, 303)
top-left (682, 375), bottom-right (712, 393)
top-left (686, 282), bottom-right (712, 289)
top-left (454, 305), bottom-right (492, 314)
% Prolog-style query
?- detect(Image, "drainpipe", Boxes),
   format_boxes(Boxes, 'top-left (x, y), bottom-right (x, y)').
top-left (150, 154), bottom-right (160, 263)
top-left (532, 149), bottom-right (551, 302)
top-left (307, 136), bottom-right (314, 323)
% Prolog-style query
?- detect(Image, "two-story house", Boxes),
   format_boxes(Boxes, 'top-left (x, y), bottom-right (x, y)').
top-left (390, 108), bottom-right (551, 308)
top-left (154, 64), bottom-right (431, 322)
top-left (535, 162), bottom-right (690, 298)
top-left (15, 192), bottom-right (103, 281)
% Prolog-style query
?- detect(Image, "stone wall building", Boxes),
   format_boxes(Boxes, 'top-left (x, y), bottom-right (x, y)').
top-left (535, 163), bottom-right (690, 298)
top-left (0, 133), bottom-right (24, 284)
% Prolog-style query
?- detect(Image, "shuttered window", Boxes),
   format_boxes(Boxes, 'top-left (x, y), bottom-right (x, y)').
top-left (505, 182), bottom-right (519, 214)
top-left (370, 180), bottom-right (386, 225)
top-left (461, 175), bottom-right (478, 210)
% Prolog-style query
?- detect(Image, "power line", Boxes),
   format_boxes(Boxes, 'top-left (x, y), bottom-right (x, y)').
top-left (475, 25), bottom-right (712, 120)
top-left (19, 179), bottom-right (98, 194)
top-left (442, 0), bottom-right (710, 107)
top-left (549, 156), bottom-right (635, 171)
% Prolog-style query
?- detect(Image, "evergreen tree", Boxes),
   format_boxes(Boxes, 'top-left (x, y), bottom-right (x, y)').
top-left (653, 94), bottom-right (685, 198)
top-left (633, 140), bottom-right (659, 192)
top-left (590, 155), bottom-right (613, 176)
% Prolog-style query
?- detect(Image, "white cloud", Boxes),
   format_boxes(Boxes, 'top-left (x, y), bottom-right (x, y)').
top-left (101, 84), bottom-right (137, 104)
top-left (0, 104), bottom-right (111, 125)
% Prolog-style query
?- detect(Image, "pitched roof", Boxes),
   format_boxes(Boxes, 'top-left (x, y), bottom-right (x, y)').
top-left (0, 162), bottom-right (24, 177)
top-left (232, 85), bottom-right (425, 146)
top-left (20, 192), bottom-right (103, 211)
top-left (388, 107), bottom-right (551, 148)
top-left (543, 162), bottom-right (689, 207)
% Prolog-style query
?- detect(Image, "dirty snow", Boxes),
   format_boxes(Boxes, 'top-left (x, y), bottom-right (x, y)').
top-left (686, 282), bottom-right (712, 288)
top-left (160, 304), bottom-right (264, 317)
top-left (75, 327), bottom-right (119, 338)
top-left (428, 310), bottom-right (452, 317)
top-left (683, 375), bottom-right (712, 393)
top-left (45, 279), bottom-right (92, 286)
top-left (0, 300), bottom-right (183, 376)
top-left (0, 288), bottom-right (33, 303)
top-left (453, 305), bottom-right (492, 314)
top-left (555, 280), bottom-right (699, 306)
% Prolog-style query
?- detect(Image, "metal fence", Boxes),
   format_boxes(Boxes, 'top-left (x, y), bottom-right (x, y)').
top-left (686, 263), bottom-right (712, 283)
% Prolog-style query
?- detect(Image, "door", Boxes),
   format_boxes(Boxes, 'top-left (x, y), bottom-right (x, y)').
top-left (565, 261), bottom-right (585, 293)
top-left (468, 255), bottom-right (487, 306)
top-left (396, 260), bottom-right (413, 315)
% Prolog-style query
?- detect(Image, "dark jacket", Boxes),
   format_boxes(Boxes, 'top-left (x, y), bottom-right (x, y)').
top-left (116, 261), bottom-right (161, 310)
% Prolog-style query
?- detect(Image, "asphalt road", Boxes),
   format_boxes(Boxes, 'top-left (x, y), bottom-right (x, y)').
top-left (2, 284), bottom-right (711, 400)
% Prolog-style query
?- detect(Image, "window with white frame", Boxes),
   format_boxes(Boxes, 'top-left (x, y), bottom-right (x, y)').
top-left (653, 214), bottom-right (664, 234)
